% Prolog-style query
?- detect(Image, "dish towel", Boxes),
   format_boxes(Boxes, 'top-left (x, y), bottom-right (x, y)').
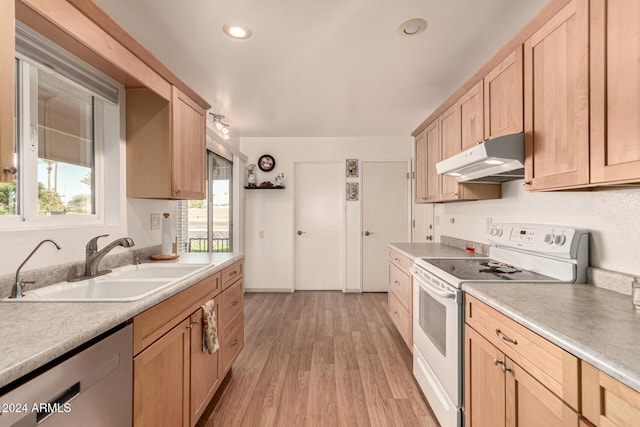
top-left (201, 299), bottom-right (219, 354)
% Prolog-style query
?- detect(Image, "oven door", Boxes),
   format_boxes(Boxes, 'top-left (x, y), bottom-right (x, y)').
top-left (411, 266), bottom-right (463, 426)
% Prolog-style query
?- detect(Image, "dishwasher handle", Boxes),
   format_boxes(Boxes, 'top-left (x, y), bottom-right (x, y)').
top-left (36, 383), bottom-right (80, 424)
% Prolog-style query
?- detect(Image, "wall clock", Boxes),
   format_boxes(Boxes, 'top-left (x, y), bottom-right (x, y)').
top-left (258, 154), bottom-right (276, 172)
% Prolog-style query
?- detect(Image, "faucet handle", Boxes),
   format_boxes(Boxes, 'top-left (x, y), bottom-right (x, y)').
top-left (87, 234), bottom-right (110, 251)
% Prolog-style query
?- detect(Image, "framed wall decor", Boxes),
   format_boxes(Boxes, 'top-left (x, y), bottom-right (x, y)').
top-left (346, 159), bottom-right (358, 177)
top-left (346, 183), bottom-right (359, 201)
top-left (258, 154), bottom-right (276, 172)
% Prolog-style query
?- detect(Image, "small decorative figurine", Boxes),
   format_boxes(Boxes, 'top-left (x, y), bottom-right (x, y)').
top-left (246, 164), bottom-right (257, 187)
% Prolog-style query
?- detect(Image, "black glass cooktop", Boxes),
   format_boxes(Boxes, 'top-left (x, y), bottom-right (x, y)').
top-left (423, 258), bottom-right (556, 281)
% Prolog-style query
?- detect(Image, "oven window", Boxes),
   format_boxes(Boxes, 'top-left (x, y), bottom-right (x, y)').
top-left (419, 288), bottom-right (447, 356)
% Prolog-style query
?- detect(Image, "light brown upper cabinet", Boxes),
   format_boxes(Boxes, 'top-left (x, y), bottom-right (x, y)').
top-left (127, 86), bottom-right (206, 200)
top-left (590, 0), bottom-right (640, 185)
top-left (0, 1), bottom-right (15, 184)
top-left (414, 128), bottom-right (428, 203)
top-left (523, 0), bottom-right (590, 191)
top-left (460, 81), bottom-right (484, 151)
top-left (484, 46), bottom-right (523, 140)
top-left (439, 104), bottom-right (461, 201)
top-left (414, 120), bottom-right (440, 203)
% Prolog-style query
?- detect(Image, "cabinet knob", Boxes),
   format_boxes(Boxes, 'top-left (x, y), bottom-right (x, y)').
top-left (477, 140), bottom-right (483, 145)
top-left (230, 339), bottom-right (239, 347)
top-left (394, 280), bottom-right (400, 285)
top-left (175, 188), bottom-right (181, 194)
top-left (501, 365), bottom-right (512, 373)
top-left (492, 358), bottom-right (504, 366)
top-left (523, 181), bottom-right (532, 186)
top-left (231, 300), bottom-right (239, 306)
top-left (451, 192), bottom-right (458, 197)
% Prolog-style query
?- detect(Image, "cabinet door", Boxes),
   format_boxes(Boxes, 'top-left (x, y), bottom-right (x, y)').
top-left (439, 104), bottom-right (461, 201)
top-left (524, 0), bottom-right (589, 191)
top-left (190, 301), bottom-right (220, 427)
top-left (460, 81), bottom-right (484, 151)
top-left (134, 318), bottom-right (190, 427)
top-left (582, 361), bottom-right (640, 427)
top-left (505, 357), bottom-right (579, 427)
top-left (414, 129), bottom-right (428, 203)
top-left (465, 326), bottom-right (506, 427)
top-left (172, 86), bottom-right (206, 200)
top-left (0, 1), bottom-right (15, 184)
top-left (484, 46), bottom-right (524, 140)
top-left (590, 0), bottom-right (640, 184)
top-left (425, 120), bottom-right (440, 202)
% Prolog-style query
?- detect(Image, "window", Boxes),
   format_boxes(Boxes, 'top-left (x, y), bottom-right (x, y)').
top-left (0, 24), bottom-right (119, 226)
top-left (178, 151), bottom-right (233, 253)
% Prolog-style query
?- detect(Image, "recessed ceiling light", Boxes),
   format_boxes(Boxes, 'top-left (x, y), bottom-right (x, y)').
top-left (398, 18), bottom-right (427, 37)
top-left (223, 24), bottom-right (252, 40)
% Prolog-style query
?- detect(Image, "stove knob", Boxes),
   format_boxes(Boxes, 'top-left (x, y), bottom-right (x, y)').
top-left (554, 235), bottom-right (566, 245)
top-left (544, 234), bottom-right (554, 244)
top-left (495, 228), bottom-right (503, 237)
top-left (489, 228), bottom-right (496, 236)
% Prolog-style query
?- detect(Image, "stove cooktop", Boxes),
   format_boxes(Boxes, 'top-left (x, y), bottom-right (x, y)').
top-left (422, 258), bottom-right (556, 282)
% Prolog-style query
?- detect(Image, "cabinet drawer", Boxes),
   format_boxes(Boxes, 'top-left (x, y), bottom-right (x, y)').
top-left (133, 272), bottom-right (221, 355)
top-left (388, 249), bottom-right (413, 271)
top-left (219, 279), bottom-right (243, 330)
top-left (388, 291), bottom-right (412, 349)
top-left (219, 312), bottom-right (244, 375)
top-left (221, 260), bottom-right (243, 291)
top-left (582, 361), bottom-right (640, 426)
top-left (388, 262), bottom-right (411, 309)
top-left (465, 295), bottom-right (579, 410)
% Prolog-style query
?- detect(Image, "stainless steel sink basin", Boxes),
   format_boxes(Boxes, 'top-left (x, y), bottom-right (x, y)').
top-left (3, 263), bottom-right (211, 302)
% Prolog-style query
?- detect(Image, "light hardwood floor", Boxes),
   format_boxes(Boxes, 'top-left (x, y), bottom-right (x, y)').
top-left (197, 291), bottom-right (439, 427)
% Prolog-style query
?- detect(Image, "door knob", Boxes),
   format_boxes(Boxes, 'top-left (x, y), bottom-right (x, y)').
top-left (426, 235), bottom-right (433, 241)
top-left (297, 230), bottom-right (305, 236)
top-left (364, 231), bottom-right (374, 236)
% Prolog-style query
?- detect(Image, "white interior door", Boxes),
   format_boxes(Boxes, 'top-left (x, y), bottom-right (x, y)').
top-left (294, 162), bottom-right (344, 290)
top-left (362, 161), bottom-right (409, 292)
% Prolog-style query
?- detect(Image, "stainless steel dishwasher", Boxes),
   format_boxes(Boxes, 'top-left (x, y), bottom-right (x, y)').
top-left (0, 324), bottom-right (132, 427)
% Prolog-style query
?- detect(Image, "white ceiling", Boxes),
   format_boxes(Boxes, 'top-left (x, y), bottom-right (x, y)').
top-left (94, 0), bottom-right (547, 141)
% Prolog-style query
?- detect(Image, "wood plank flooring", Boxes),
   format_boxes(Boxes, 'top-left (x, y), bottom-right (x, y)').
top-left (197, 291), bottom-right (439, 427)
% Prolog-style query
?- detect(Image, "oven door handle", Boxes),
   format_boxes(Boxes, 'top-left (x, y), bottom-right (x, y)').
top-left (414, 275), bottom-right (457, 300)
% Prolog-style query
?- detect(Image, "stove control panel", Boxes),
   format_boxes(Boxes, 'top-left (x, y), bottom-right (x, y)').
top-left (488, 223), bottom-right (588, 258)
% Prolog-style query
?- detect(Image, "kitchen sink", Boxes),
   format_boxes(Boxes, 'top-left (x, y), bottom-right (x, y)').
top-left (3, 263), bottom-right (210, 302)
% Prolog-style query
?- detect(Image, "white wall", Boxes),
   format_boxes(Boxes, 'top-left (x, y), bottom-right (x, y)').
top-left (435, 181), bottom-right (640, 276)
top-left (240, 136), bottom-right (412, 292)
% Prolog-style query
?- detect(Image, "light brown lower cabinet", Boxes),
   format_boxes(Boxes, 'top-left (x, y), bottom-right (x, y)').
top-left (465, 325), bottom-right (580, 427)
top-left (582, 361), bottom-right (640, 427)
top-left (133, 260), bottom-right (245, 427)
top-left (387, 248), bottom-right (413, 351)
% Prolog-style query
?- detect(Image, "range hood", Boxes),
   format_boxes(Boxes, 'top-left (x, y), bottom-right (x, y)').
top-left (436, 132), bottom-right (524, 183)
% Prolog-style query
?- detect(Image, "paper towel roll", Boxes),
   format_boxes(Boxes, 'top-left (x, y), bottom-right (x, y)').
top-left (161, 213), bottom-right (173, 255)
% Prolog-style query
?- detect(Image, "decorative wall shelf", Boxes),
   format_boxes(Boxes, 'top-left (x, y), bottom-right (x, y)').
top-left (244, 186), bottom-right (285, 190)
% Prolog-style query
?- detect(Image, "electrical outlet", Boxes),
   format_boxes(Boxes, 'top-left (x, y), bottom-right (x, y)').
top-left (449, 217), bottom-right (455, 224)
top-left (150, 213), bottom-right (161, 230)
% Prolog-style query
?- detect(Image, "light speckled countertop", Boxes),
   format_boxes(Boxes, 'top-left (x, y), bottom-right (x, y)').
top-left (463, 283), bottom-right (640, 392)
top-left (0, 252), bottom-right (243, 390)
top-left (388, 242), bottom-right (479, 260)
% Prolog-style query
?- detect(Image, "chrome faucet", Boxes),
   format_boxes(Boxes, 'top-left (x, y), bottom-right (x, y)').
top-left (70, 234), bottom-right (135, 281)
top-left (10, 239), bottom-right (62, 298)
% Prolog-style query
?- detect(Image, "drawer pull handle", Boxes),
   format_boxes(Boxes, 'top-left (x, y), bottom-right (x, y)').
top-left (496, 328), bottom-right (518, 345)
top-left (230, 339), bottom-right (239, 347)
top-left (229, 270), bottom-right (237, 276)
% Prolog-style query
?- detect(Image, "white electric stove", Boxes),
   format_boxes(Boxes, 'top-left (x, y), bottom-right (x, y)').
top-left (410, 223), bottom-right (589, 427)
